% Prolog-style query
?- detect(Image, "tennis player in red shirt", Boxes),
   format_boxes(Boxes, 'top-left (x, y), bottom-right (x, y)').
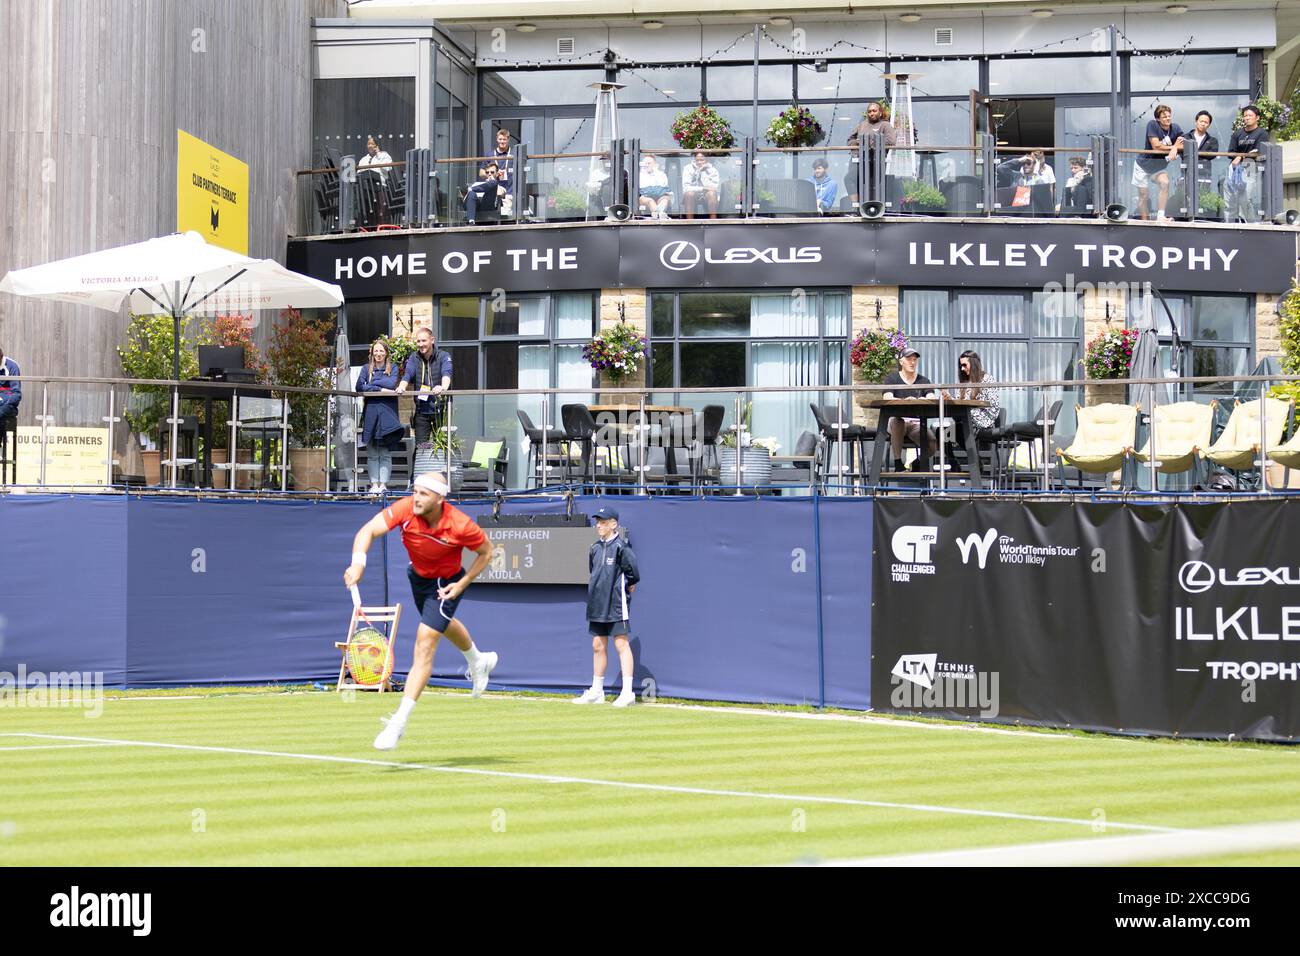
top-left (344, 472), bottom-right (498, 750)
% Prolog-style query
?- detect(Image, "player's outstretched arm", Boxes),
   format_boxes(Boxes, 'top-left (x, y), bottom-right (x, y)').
top-left (343, 513), bottom-right (390, 587)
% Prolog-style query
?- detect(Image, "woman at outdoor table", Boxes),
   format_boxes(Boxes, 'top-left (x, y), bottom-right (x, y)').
top-left (882, 347), bottom-right (937, 472)
top-left (943, 350), bottom-right (1002, 451)
top-left (356, 339), bottom-right (405, 495)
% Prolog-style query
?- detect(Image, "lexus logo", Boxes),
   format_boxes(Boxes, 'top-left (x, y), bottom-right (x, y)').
top-left (660, 240), bottom-right (701, 271)
top-left (1178, 561), bottom-right (1215, 594)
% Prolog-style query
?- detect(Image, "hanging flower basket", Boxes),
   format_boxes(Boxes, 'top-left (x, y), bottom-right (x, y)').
top-left (850, 326), bottom-right (910, 384)
top-left (765, 106), bottom-right (824, 148)
top-left (671, 105), bottom-right (737, 150)
top-left (582, 323), bottom-right (648, 385)
top-left (1082, 327), bottom-right (1139, 380)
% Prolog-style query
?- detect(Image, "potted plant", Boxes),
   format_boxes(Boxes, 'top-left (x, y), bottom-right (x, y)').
top-left (900, 179), bottom-right (946, 213)
top-left (1196, 188), bottom-right (1226, 221)
top-left (117, 312), bottom-right (202, 485)
top-left (1081, 325), bottom-right (1139, 407)
top-left (849, 325), bottom-right (911, 422)
top-left (718, 401), bottom-right (778, 488)
top-left (413, 428), bottom-right (463, 492)
top-left (764, 106), bottom-right (824, 148)
top-left (583, 323), bottom-right (648, 400)
top-left (671, 105), bottom-right (736, 150)
top-left (548, 186), bottom-right (589, 218)
top-left (266, 307), bottom-right (335, 491)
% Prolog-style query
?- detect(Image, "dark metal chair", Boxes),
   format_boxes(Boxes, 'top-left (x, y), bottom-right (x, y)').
top-left (516, 409), bottom-right (567, 488)
top-left (0, 413), bottom-right (16, 484)
top-left (810, 403), bottom-right (870, 491)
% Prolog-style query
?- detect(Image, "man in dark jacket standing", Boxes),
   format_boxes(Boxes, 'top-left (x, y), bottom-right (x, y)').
top-left (574, 507), bottom-right (641, 707)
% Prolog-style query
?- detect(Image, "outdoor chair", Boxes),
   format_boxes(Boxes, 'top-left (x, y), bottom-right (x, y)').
top-left (1133, 401), bottom-right (1215, 487)
top-left (1205, 398), bottom-right (1291, 472)
top-left (1055, 402), bottom-right (1138, 489)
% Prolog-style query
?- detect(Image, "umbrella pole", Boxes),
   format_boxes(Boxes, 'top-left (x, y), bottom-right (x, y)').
top-left (172, 309), bottom-right (181, 382)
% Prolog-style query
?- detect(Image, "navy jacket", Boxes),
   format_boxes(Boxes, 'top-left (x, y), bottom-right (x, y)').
top-left (0, 356), bottom-right (20, 415)
top-left (587, 535), bottom-right (640, 623)
top-left (402, 349), bottom-right (453, 415)
top-left (356, 364), bottom-right (404, 447)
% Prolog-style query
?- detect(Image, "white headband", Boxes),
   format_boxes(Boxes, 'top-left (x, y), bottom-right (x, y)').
top-left (413, 474), bottom-right (450, 496)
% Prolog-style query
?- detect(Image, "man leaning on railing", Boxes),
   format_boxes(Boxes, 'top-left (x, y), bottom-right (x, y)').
top-left (0, 344), bottom-right (19, 426)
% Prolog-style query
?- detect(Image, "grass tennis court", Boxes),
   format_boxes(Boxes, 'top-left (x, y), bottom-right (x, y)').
top-left (3, 687), bottom-right (1300, 866)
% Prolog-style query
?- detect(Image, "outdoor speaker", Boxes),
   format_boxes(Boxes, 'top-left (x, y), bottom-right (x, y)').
top-left (1105, 203), bottom-right (1129, 222)
top-left (1273, 209), bottom-right (1299, 225)
top-left (605, 203), bottom-right (632, 222)
top-left (858, 200), bottom-right (885, 220)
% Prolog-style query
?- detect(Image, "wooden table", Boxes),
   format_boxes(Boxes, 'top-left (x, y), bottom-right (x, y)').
top-left (862, 397), bottom-right (991, 489)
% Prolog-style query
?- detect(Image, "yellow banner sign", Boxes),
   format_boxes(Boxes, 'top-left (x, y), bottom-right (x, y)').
top-left (15, 427), bottom-right (110, 487)
top-left (177, 129), bottom-right (249, 255)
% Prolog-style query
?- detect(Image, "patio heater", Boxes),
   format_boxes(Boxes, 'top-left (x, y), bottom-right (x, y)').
top-left (587, 81), bottom-right (627, 220)
top-left (882, 73), bottom-right (920, 179)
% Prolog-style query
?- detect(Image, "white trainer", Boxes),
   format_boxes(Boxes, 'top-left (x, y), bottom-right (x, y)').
top-left (612, 690), bottom-right (636, 708)
top-left (573, 687), bottom-right (605, 704)
top-left (374, 714), bottom-right (405, 750)
top-left (468, 651), bottom-right (498, 698)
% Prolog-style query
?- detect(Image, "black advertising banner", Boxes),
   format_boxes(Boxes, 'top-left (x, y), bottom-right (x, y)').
top-left (871, 499), bottom-right (1300, 741)
top-left (287, 220), bottom-right (1297, 299)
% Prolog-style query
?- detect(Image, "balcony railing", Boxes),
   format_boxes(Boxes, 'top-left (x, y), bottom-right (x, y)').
top-left (293, 135), bottom-right (1296, 236)
top-left (3, 372), bottom-right (1299, 499)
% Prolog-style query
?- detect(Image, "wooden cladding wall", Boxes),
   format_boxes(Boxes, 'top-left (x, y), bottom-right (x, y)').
top-left (0, 0), bottom-right (345, 396)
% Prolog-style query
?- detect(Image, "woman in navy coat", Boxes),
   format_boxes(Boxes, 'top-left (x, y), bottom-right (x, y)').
top-left (356, 340), bottom-right (406, 493)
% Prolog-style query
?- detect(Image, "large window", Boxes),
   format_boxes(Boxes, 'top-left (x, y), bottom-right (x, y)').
top-left (1128, 291), bottom-right (1253, 402)
top-left (900, 288), bottom-right (1084, 432)
top-left (649, 289), bottom-right (850, 454)
top-left (313, 77), bottom-right (416, 163)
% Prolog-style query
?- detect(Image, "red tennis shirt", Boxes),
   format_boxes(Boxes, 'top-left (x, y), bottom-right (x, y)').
top-left (383, 497), bottom-right (487, 579)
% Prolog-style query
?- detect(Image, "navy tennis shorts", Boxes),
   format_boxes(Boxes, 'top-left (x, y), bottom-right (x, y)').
top-left (589, 620), bottom-right (629, 638)
top-left (408, 566), bottom-right (466, 633)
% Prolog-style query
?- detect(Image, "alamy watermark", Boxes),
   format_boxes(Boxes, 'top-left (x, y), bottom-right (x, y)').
top-left (1040, 274), bottom-right (1154, 319)
top-left (0, 665), bottom-right (104, 717)
top-left (889, 671), bottom-right (1001, 718)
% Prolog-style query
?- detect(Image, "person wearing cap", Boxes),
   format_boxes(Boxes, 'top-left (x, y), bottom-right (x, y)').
top-left (573, 507), bottom-right (641, 707)
top-left (882, 346), bottom-right (938, 473)
top-left (344, 471), bottom-right (500, 750)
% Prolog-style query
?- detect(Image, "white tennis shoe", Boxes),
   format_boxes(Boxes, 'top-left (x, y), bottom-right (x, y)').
top-left (374, 714), bottom-right (405, 751)
top-left (612, 690), bottom-right (636, 708)
top-left (467, 651), bottom-right (498, 698)
top-left (573, 687), bottom-right (605, 705)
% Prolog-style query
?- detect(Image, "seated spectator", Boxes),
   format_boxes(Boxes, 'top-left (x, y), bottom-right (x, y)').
top-left (464, 161), bottom-right (511, 225)
top-left (637, 155), bottom-right (673, 220)
top-left (944, 350), bottom-right (1002, 451)
top-left (0, 345), bottom-right (19, 425)
top-left (809, 158), bottom-right (839, 213)
top-left (681, 151), bottom-right (721, 219)
top-left (1060, 156), bottom-right (1094, 216)
top-left (882, 348), bottom-right (937, 472)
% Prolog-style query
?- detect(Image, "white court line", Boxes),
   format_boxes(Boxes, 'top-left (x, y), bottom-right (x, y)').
top-left (0, 732), bottom-right (1182, 835)
top-left (807, 819), bottom-right (1300, 867)
top-left (0, 742), bottom-right (129, 752)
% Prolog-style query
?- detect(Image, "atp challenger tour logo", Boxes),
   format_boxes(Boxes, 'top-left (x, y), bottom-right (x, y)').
top-left (889, 525), bottom-right (937, 581)
top-left (657, 240), bottom-right (822, 272)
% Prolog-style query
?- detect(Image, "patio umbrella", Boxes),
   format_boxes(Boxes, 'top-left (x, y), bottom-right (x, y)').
top-left (0, 231), bottom-right (344, 378)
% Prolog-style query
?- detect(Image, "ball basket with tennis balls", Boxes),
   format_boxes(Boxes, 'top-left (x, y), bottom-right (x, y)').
top-left (347, 627), bottom-right (395, 686)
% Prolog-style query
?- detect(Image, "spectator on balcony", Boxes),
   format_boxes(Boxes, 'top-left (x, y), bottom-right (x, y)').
top-left (397, 327), bottom-right (452, 444)
top-left (463, 161), bottom-right (511, 225)
top-left (809, 158), bottom-right (839, 213)
top-left (356, 339), bottom-right (404, 496)
top-left (1226, 104), bottom-right (1269, 223)
top-left (358, 135), bottom-right (393, 185)
top-left (682, 151), bottom-right (721, 219)
top-left (0, 345), bottom-right (20, 426)
top-left (845, 102), bottom-right (897, 203)
top-left (1134, 104), bottom-right (1185, 221)
top-left (1060, 156), bottom-right (1094, 216)
top-left (491, 128), bottom-right (515, 183)
top-left (1191, 110), bottom-right (1220, 156)
top-left (882, 347), bottom-right (937, 473)
top-left (637, 154), bottom-right (673, 220)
